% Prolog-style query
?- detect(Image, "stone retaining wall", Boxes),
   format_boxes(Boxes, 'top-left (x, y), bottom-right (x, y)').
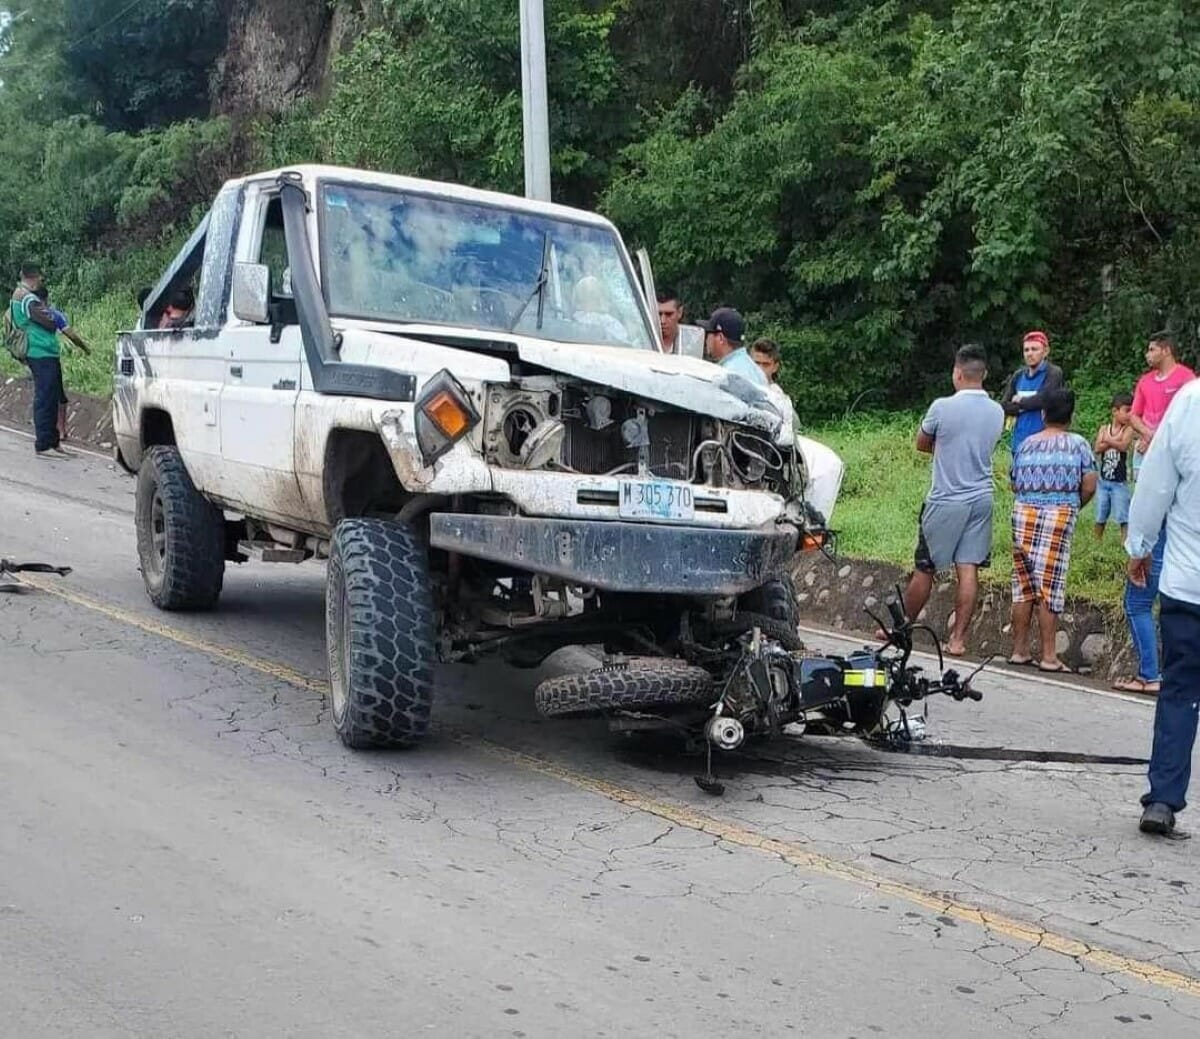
top-left (0, 376), bottom-right (114, 448)
top-left (790, 551), bottom-right (1134, 679)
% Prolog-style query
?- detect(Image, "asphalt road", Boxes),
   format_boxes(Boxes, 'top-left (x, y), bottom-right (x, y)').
top-left (1, 427), bottom-right (1198, 1038)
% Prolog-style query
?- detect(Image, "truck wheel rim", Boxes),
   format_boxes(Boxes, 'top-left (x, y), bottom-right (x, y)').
top-left (330, 580), bottom-right (350, 720)
top-left (150, 492), bottom-right (167, 572)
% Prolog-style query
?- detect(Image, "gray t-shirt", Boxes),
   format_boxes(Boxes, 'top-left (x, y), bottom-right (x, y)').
top-left (921, 389), bottom-right (1005, 504)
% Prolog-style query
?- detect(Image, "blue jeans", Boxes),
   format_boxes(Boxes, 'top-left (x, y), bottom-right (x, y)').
top-left (1125, 528), bottom-right (1166, 682)
top-left (1094, 480), bottom-right (1131, 526)
top-left (26, 356), bottom-right (64, 452)
top-left (1142, 594), bottom-right (1200, 812)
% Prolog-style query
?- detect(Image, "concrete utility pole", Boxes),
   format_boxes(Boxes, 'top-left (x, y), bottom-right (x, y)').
top-left (519, 0), bottom-right (552, 201)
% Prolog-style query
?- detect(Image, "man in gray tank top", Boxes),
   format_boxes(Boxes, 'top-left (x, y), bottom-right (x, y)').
top-left (899, 344), bottom-right (1005, 656)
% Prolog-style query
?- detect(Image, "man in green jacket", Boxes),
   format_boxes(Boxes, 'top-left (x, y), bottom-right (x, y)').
top-left (10, 263), bottom-right (71, 458)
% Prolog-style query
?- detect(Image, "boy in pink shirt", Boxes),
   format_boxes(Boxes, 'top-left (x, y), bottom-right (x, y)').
top-left (1130, 332), bottom-right (1195, 476)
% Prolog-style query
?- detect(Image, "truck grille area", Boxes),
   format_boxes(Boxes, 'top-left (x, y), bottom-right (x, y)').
top-left (563, 412), bottom-right (694, 478)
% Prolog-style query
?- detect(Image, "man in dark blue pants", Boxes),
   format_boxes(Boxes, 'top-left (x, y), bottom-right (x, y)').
top-left (10, 263), bottom-right (71, 458)
top-left (1126, 376), bottom-right (1200, 835)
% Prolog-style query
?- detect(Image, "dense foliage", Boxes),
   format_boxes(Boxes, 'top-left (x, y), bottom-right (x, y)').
top-left (64, 0), bottom-right (225, 131)
top-left (3, 0), bottom-right (1200, 416)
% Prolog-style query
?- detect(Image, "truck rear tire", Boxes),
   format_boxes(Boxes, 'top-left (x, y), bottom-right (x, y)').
top-left (326, 518), bottom-right (436, 749)
top-left (135, 445), bottom-right (225, 610)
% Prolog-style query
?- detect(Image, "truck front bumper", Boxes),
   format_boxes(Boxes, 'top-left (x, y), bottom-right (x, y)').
top-left (429, 513), bottom-right (798, 596)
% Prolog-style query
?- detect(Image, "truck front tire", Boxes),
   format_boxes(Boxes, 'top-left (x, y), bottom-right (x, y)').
top-left (135, 446), bottom-right (225, 610)
top-left (326, 518), bottom-right (437, 749)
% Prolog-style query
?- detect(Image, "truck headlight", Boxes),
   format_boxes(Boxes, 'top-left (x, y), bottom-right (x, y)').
top-left (416, 370), bottom-right (480, 463)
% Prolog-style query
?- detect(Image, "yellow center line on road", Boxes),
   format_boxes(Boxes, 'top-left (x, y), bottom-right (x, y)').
top-left (18, 574), bottom-right (327, 695)
top-left (19, 572), bottom-right (1200, 1001)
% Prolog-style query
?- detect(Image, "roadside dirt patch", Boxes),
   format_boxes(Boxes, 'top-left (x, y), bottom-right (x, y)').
top-left (0, 375), bottom-right (113, 448)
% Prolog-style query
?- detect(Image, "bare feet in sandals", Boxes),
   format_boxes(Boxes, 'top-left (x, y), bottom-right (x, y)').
top-left (1112, 676), bottom-right (1160, 694)
top-left (1037, 660), bottom-right (1074, 674)
top-left (945, 641), bottom-right (967, 658)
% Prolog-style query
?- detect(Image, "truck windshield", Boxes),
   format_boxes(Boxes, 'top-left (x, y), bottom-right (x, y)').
top-left (319, 182), bottom-right (656, 349)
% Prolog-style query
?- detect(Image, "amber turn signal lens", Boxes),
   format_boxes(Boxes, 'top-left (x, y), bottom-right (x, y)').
top-left (422, 391), bottom-right (472, 439)
top-left (801, 532), bottom-right (827, 552)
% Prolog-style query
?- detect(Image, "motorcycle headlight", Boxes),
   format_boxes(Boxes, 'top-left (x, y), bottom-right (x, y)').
top-left (415, 370), bottom-right (480, 463)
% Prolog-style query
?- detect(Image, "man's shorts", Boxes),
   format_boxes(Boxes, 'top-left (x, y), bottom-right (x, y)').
top-left (914, 497), bottom-right (993, 574)
top-left (1094, 479), bottom-right (1131, 525)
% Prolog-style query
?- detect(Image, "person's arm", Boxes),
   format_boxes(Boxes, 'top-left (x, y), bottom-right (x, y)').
top-left (1010, 363), bottom-right (1064, 413)
top-left (1079, 470), bottom-right (1098, 507)
top-left (1078, 438), bottom-right (1099, 507)
top-left (1112, 423), bottom-right (1135, 452)
top-left (1128, 379), bottom-right (1153, 442)
top-left (1125, 399), bottom-right (1184, 582)
top-left (1000, 371), bottom-right (1019, 416)
top-left (62, 327), bottom-right (91, 354)
top-left (915, 401), bottom-right (939, 454)
top-left (22, 296), bottom-right (58, 332)
top-left (1093, 424), bottom-right (1109, 453)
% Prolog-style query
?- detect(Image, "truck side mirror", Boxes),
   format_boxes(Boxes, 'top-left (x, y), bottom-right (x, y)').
top-left (232, 262), bottom-right (270, 324)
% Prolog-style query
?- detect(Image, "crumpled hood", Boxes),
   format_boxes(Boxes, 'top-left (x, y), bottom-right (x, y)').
top-left (511, 338), bottom-right (783, 434)
top-left (344, 320), bottom-right (784, 434)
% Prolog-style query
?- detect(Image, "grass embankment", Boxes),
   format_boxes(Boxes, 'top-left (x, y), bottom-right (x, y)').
top-left (812, 408), bottom-right (1130, 607)
top-left (1, 237), bottom-right (181, 396)
top-left (1, 290), bottom-right (139, 397)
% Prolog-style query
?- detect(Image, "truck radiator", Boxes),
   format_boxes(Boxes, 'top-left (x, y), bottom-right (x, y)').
top-left (563, 414), bottom-right (693, 479)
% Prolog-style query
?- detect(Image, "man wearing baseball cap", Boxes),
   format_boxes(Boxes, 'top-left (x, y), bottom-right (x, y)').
top-left (1000, 329), bottom-right (1065, 457)
top-left (697, 306), bottom-right (767, 387)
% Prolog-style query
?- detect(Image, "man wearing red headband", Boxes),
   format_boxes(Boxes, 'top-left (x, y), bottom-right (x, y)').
top-left (1000, 330), bottom-right (1065, 456)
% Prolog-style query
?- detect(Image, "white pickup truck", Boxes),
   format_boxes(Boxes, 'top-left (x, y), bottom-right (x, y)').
top-left (113, 165), bottom-right (843, 749)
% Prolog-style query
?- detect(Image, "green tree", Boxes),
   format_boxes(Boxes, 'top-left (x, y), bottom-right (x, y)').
top-left (606, 1), bottom-right (1200, 416)
top-left (64, 0), bottom-right (226, 131)
top-left (276, 0), bottom-right (633, 205)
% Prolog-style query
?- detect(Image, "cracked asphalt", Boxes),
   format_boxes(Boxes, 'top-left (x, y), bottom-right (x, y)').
top-left (1, 430), bottom-right (1198, 1037)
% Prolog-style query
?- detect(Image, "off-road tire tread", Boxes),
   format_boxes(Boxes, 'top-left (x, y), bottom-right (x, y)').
top-left (136, 445), bottom-right (224, 610)
top-left (535, 658), bottom-right (714, 718)
top-left (327, 518), bottom-right (436, 749)
top-left (739, 578), bottom-right (799, 626)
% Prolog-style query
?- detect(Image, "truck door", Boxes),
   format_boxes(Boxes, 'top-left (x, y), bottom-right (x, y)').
top-left (127, 189), bottom-right (240, 499)
top-left (218, 184), bottom-right (307, 521)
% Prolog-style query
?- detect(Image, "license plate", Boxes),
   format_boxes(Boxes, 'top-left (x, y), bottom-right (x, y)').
top-left (618, 479), bottom-right (695, 521)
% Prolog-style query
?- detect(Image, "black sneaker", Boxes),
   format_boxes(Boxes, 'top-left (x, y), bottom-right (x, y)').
top-left (1139, 802), bottom-right (1176, 835)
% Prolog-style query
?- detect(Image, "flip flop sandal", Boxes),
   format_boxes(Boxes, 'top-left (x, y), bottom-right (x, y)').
top-left (1037, 661), bottom-right (1075, 674)
top-left (1112, 676), bottom-right (1160, 693)
top-left (1006, 656), bottom-right (1036, 667)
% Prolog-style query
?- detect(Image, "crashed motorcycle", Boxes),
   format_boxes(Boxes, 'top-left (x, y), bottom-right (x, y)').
top-left (534, 591), bottom-right (984, 793)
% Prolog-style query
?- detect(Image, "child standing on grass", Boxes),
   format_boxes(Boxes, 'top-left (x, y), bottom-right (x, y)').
top-left (1093, 391), bottom-right (1134, 540)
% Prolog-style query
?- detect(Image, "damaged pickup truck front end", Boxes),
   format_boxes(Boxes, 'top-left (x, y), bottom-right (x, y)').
top-left (118, 163), bottom-right (845, 749)
top-left (371, 332), bottom-right (835, 601)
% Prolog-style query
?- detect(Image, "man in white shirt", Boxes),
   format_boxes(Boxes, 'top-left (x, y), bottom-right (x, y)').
top-left (657, 288), bottom-right (705, 358)
top-left (1126, 378), bottom-right (1200, 836)
top-left (657, 288), bottom-right (685, 353)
